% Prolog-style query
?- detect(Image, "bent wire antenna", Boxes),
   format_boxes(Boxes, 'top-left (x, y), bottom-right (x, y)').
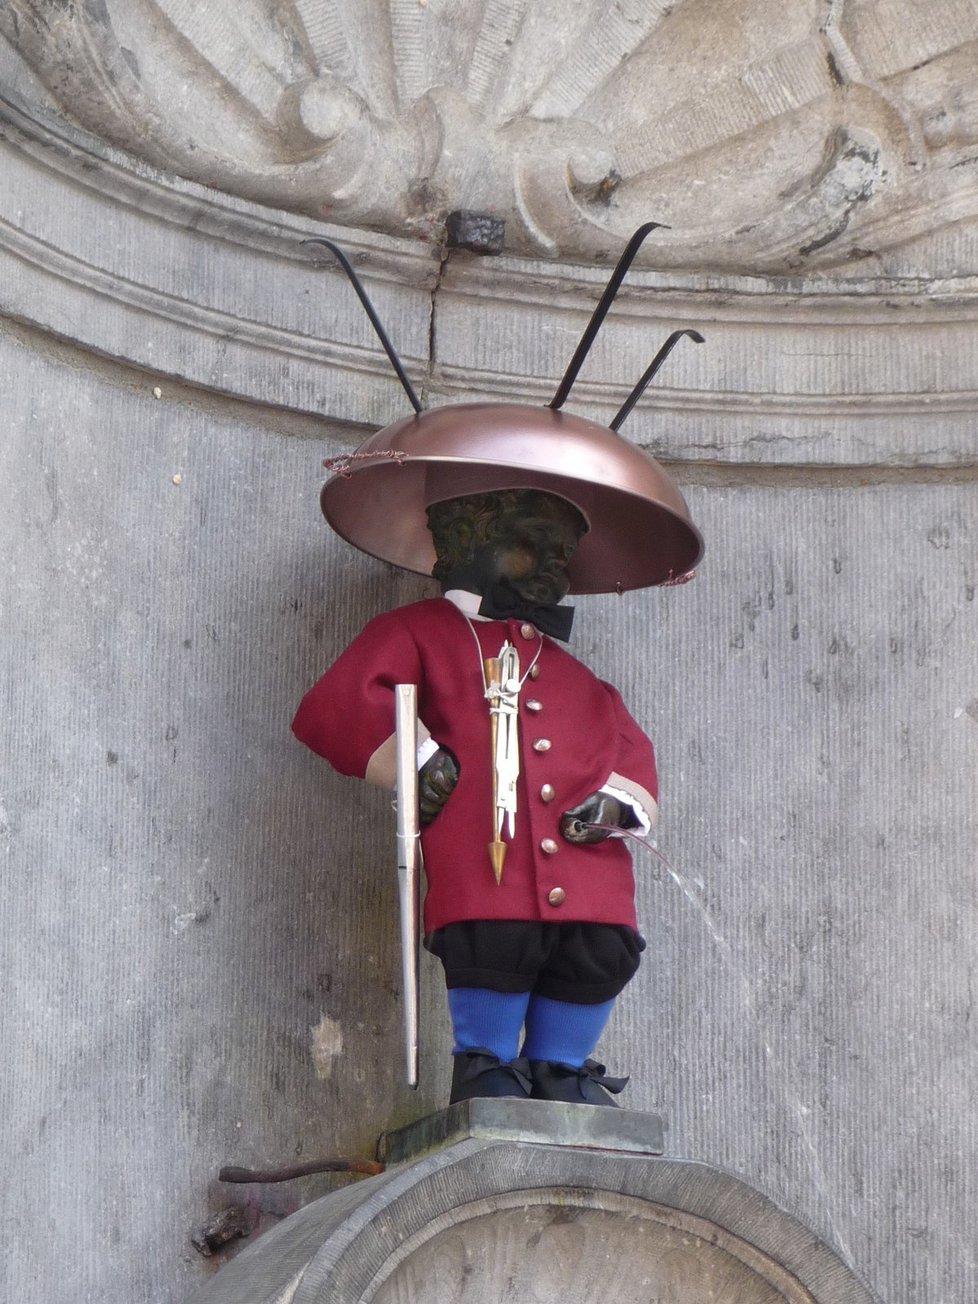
top-left (548, 221), bottom-right (667, 412)
top-left (303, 237), bottom-right (424, 414)
top-left (305, 227), bottom-right (703, 434)
top-left (610, 329), bottom-right (705, 431)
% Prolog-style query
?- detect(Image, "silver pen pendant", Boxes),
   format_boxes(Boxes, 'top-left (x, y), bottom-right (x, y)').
top-left (484, 640), bottom-right (522, 883)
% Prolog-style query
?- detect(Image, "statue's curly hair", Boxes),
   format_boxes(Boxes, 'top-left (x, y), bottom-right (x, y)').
top-left (426, 489), bottom-right (583, 585)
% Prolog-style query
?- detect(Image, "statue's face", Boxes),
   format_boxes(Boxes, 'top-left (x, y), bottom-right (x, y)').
top-left (473, 494), bottom-right (584, 604)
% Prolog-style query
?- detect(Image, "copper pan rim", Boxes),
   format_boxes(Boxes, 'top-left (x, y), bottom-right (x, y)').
top-left (319, 403), bottom-right (704, 594)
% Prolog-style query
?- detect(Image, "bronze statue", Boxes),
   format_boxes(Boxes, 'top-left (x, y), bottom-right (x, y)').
top-left (293, 228), bottom-right (704, 1107)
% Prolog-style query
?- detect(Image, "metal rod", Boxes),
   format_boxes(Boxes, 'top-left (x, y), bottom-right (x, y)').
top-left (609, 329), bottom-right (705, 431)
top-left (548, 222), bottom-right (668, 411)
top-left (303, 238), bottom-right (423, 413)
top-left (395, 685), bottom-right (421, 1088)
top-left (219, 1157), bottom-right (385, 1183)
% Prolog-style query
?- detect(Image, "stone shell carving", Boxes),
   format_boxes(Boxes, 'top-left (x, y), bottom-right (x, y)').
top-left (5, 0), bottom-right (978, 274)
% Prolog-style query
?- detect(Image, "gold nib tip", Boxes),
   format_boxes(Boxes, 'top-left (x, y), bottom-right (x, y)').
top-left (489, 841), bottom-right (506, 884)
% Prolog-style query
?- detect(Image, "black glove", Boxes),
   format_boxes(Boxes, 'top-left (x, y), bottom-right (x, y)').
top-left (560, 791), bottom-right (637, 844)
top-left (418, 747), bottom-right (460, 826)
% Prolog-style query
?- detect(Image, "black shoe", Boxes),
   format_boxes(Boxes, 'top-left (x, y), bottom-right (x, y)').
top-left (529, 1058), bottom-right (628, 1107)
top-left (450, 1049), bottom-right (533, 1103)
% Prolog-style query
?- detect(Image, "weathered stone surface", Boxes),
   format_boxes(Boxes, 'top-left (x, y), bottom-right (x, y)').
top-left (3, 312), bottom-right (976, 1303)
top-left (2, 72), bottom-right (978, 471)
top-left (1, 12), bottom-right (977, 1304)
top-left (183, 1129), bottom-right (875, 1304)
top-left (6, 0), bottom-right (978, 276)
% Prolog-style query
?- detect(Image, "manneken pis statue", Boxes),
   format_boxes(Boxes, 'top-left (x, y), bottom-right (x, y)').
top-left (292, 485), bottom-right (659, 1107)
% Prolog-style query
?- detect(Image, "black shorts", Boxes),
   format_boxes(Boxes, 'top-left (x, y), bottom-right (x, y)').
top-left (424, 920), bottom-right (646, 1004)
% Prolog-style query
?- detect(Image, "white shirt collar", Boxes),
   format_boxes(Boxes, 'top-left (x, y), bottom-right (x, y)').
top-left (443, 589), bottom-right (488, 619)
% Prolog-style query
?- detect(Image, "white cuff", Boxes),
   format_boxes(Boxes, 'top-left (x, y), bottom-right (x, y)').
top-left (417, 737), bottom-right (440, 768)
top-left (600, 783), bottom-right (652, 836)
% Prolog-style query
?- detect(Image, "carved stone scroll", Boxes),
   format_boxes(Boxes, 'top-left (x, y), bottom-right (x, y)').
top-left (6, 0), bottom-right (978, 274)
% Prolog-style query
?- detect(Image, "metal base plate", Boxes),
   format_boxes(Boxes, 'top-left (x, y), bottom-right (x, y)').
top-left (379, 1097), bottom-right (665, 1166)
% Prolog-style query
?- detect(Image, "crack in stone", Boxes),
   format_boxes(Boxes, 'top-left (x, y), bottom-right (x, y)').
top-left (425, 233), bottom-right (452, 407)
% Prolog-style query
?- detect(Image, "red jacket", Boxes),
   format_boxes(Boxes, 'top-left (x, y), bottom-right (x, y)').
top-left (292, 597), bottom-right (657, 933)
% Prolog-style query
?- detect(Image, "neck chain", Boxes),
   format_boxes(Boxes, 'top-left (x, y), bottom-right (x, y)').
top-left (460, 614), bottom-right (543, 696)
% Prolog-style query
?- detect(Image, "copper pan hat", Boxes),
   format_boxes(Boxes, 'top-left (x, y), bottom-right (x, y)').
top-left (309, 227), bottom-right (704, 595)
top-left (321, 403), bottom-right (702, 595)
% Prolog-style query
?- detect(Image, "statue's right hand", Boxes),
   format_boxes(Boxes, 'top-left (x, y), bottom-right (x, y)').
top-left (418, 747), bottom-right (460, 826)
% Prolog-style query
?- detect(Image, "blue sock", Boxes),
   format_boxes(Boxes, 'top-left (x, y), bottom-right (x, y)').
top-left (520, 995), bottom-right (616, 1067)
top-left (446, 987), bottom-right (531, 1062)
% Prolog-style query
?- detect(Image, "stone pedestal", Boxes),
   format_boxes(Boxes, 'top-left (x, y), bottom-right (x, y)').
top-left (186, 1102), bottom-right (873, 1304)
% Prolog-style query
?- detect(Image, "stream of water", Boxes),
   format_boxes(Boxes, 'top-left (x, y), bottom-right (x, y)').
top-left (591, 821), bottom-right (855, 1262)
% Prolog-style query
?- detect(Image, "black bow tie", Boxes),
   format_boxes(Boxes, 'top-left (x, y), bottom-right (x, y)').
top-left (477, 584), bottom-right (574, 641)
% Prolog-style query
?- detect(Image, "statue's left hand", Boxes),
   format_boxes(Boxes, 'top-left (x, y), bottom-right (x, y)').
top-left (560, 792), bottom-right (636, 844)
top-left (419, 747), bottom-right (460, 826)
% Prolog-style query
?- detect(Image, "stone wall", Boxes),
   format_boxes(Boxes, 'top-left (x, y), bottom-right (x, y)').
top-left (1, 13), bottom-right (977, 1303)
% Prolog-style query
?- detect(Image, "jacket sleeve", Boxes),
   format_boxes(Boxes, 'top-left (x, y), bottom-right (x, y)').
top-left (602, 682), bottom-right (659, 829)
top-left (291, 610), bottom-right (431, 788)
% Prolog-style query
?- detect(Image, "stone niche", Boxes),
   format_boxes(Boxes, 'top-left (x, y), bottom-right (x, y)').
top-left (186, 1102), bottom-right (875, 1304)
top-left (2, 10), bottom-right (975, 1304)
